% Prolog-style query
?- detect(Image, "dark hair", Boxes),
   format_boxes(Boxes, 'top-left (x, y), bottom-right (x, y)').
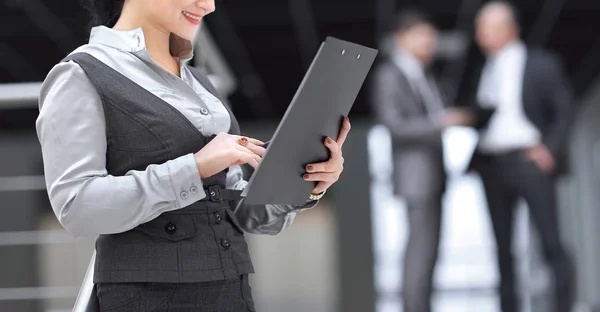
top-left (80, 0), bottom-right (125, 28)
top-left (392, 9), bottom-right (436, 34)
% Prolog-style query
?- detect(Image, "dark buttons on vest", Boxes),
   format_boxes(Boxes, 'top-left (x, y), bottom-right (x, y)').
top-left (215, 212), bottom-right (222, 224)
top-left (221, 238), bottom-right (230, 249)
top-left (165, 222), bottom-right (177, 235)
top-left (208, 186), bottom-right (221, 201)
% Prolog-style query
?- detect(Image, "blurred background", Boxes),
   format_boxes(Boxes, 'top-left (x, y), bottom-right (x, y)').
top-left (1, 0), bottom-right (600, 311)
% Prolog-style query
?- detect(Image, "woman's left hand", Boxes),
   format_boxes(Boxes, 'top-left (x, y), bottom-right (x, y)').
top-left (303, 117), bottom-right (351, 196)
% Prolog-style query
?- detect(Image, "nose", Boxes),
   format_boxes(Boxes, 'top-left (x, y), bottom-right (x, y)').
top-left (196, 1), bottom-right (215, 14)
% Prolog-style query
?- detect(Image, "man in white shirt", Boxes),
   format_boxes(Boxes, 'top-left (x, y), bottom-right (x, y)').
top-left (467, 2), bottom-right (576, 311)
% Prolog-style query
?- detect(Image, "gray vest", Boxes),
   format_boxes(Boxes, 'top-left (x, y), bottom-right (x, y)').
top-left (63, 53), bottom-right (254, 283)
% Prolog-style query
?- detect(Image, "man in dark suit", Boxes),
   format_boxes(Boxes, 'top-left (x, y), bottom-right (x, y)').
top-left (467, 2), bottom-right (576, 311)
top-left (372, 10), bottom-right (473, 312)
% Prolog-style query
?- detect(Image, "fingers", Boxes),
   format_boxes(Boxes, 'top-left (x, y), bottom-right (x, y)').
top-left (306, 160), bottom-right (342, 173)
top-left (229, 134), bottom-right (264, 167)
top-left (247, 137), bottom-right (264, 146)
top-left (245, 142), bottom-right (266, 157)
top-left (523, 149), bottom-right (555, 174)
top-left (243, 155), bottom-right (260, 169)
top-left (232, 135), bottom-right (263, 146)
top-left (303, 172), bottom-right (339, 183)
top-left (534, 158), bottom-right (553, 174)
top-left (311, 181), bottom-right (331, 195)
top-left (523, 146), bottom-right (538, 158)
top-left (539, 158), bottom-right (555, 173)
top-left (336, 117), bottom-right (351, 147)
top-left (306, 138), bottom-right (343, 173)
top-left (325, 136), bottom-right (342, 158)
top-left (235, 145), bottom-right (261, 167)
top-left (235, 141), bottom-right (263, 161)
top-left (238, 151), bottom-right (260, 168)
top-left (298, 118), bottom-right (350, 197)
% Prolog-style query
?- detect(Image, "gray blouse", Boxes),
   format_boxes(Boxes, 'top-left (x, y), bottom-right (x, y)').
top-left (36, 26), bottom-right (315, 237)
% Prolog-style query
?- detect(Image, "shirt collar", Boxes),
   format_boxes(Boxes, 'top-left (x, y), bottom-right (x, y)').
top-left (391, 47), bottom-right (426, 81)
top-left (489, 40), bottom-right (525, 62)
top-left (89, 26), bottom-right (194, 62)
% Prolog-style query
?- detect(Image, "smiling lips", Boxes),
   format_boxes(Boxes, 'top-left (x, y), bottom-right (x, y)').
top-left (182, 11), bottom-right (202, 25)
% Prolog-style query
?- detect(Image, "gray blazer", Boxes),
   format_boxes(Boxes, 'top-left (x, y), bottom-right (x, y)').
top-left (371, 60), bottom-right (446, 197)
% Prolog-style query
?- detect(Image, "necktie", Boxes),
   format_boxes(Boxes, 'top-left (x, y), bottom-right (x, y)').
top-left (415, 74), bottom-right (445, 119)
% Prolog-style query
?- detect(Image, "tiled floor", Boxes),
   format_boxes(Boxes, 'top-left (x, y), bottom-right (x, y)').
top-left (376, 292), bottom-right (500, 312)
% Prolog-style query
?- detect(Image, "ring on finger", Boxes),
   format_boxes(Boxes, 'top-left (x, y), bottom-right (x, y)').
top-left (238, 137), bottom-right (249, 147)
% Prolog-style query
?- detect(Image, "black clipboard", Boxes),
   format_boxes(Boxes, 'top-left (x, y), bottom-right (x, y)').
top-left (241, 37), bottom-right (378, 205)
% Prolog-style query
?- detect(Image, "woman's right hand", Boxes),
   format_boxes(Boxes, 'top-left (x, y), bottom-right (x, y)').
top-left (194, 133), bottom-right (266, 178)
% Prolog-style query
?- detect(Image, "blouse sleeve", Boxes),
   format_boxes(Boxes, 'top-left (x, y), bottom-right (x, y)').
top-left (36, 61), bottom-right (207, 237)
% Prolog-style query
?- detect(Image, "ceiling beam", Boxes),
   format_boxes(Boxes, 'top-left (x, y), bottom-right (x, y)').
top-left (6, 0), bottom-right (80, 53)
top-left (0, 42), bottom-right (42, 81)
top-left (288, 0), bottom-right (321, 69)
top-left (526, 0), bottom-right (569, 46)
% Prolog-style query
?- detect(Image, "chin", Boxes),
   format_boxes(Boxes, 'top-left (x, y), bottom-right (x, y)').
top-left (174, 28), bottom-right (199, 41)
top-left (481, 46), bottom-right (495, 55)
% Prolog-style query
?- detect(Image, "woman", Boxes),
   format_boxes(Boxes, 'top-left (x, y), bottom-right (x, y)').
top-left (36, 0), bottom-right (349, 311)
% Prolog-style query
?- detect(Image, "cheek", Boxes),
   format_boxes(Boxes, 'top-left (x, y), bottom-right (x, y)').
top-left (476, 30), bottom-right (490, 44)
top-left (156, 1), bottom-right (187, 19)
top-left (148, 2), bottom-right (181, 25)
top-left (417, 38), bottom-right (433, 52)
top-left (425, 37), bottom-right (437, 49)
top-left (475, 33), bottom-right (484, 45)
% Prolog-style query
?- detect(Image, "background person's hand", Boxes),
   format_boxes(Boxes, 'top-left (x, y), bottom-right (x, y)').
top-left (524, 144), bottom-right (556, 174)
top-left (442, 108), bottom-right (475, 127)
top-left (304, 117), bottom-right (351, 195)
top-left (194, 133), bottom-right (265, 178)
